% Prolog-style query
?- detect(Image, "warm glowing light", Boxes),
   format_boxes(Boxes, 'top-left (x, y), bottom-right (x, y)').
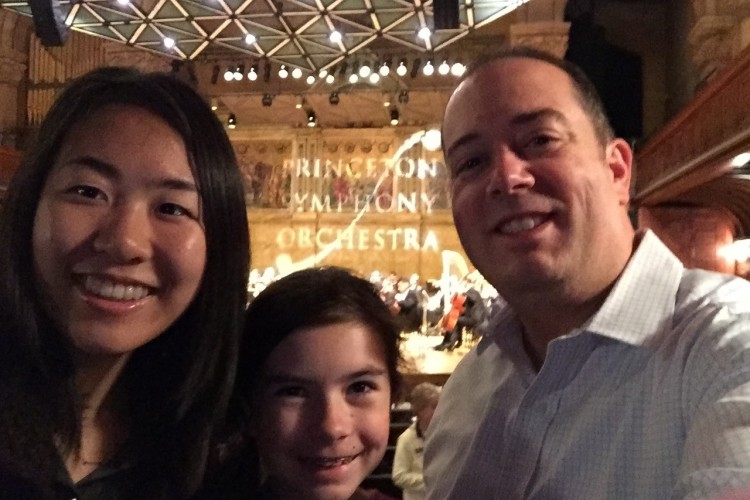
top-left (438, 60), bottom-right (450, 75)
top-left (245, 33), bottom-right (256, 45)
top-left (421, 129), bottom-right (442, 151)
top-left (451, 62), bottom-right (465, 76)
top-left (163, 37), bottom-right (175, 49)
top-left (369, 73), bottom-right (380, 84)
top-left (418, 27), bottom-right (431, 40)
top-left (306, 75), bottom-right (315, 84)
top-left (731, 152), bottom-right (750, 168)
top-left (326, 74), bottom-right (335, 84)
top-left (349, 74), bottom-right (359, 84)
top-left (329, 30), bottom-right (342, 43)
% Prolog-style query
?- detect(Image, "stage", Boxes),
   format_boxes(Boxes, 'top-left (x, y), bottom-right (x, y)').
top-left (397, 331), bottom-right (475, 393)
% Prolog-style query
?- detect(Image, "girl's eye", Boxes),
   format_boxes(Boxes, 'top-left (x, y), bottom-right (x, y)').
top-left (349, 380), bottom-right (378, 395)
top-left (275, 386), bottom-right (306, 398)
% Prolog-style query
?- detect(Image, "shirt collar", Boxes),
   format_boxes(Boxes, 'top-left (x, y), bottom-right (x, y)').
top-left (585, 229), bottom-right (683, 346)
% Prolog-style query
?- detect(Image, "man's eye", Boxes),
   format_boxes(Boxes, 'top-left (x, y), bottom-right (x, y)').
top-left (452, 157), bottom-right (484, 177)
top-left (275, 386), bottom-right (305, 398)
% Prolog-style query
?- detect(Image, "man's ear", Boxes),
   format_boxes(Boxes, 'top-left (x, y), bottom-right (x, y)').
top-left (606, 138), bottom-right (633, 206)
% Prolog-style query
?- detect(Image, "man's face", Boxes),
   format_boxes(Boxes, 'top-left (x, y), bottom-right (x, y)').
top-left (442, 57), bottom-right (631, 299)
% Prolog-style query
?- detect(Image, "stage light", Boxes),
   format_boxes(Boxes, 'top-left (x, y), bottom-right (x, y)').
top-left (359, 63), bottom-right (371, 78)
top-left (295, 96), bottom-right (305, 109)
top-left (279, 65), bottom-right (288, 78)
top-left (369, 72), bottom-right (380, 84)
top-left (223, 67), bottom-right (233, 81)
top-left (410, 58), bottom-right (421, 78)
top-left (390, 108), bottom-right (399, 126)
top-left (329, 92), bottom-right (340, 105)
top-left (418, 26), bottom-right (431, 40)
top-left (233, 64), bottom-right (244, 80)
top-left (245, 33), bottom-right (256, 45)
top-left (210, 98), bottom-right (218, 111)
top-left (450, 62), bottom-right (465, 76)
top-left (423, 59), bottom-right (434, 76)
top-left (292, 67), bottom-right (302, 79)
top-left (319, 68), bottom-right (328, 78)
top-left (383, 93), bottom-right (391, 107)
top-left (421, 129), bottom-right (442, 151)
top-left (398, 89), bottom-right (409, 104)
top-left (307, 110), bottom-right (317, 127)
top-left (163, 37), bottom-right (175, 49)
top-left (306, 74), bottom-right (315, 84)
top-left (329, 29), bottom-right (342, 43)
top-left (262, 93), bottom-right (273, 106)
top-left (248, 64), bottom-right (258, 81)
top-left (325, 74), bottom-right (335, 84)
top-left (379, 57), bottom-right (391, 76)
top-left (116, 0), bottom-right (129, 5)
top-left (438, 59), bottom-right (450, 75)
top-left (349, 74), bottom-right (359, 84)
top-left (396, 59), bottom-right (407, 76)
top-left (227, 113), bottom-right (237, 129)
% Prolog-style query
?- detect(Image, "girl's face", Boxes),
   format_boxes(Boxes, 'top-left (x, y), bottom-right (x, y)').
top-left (32, 105), bottom-right (206, 356)
top-left (254, 321), bottom-right (392, 500)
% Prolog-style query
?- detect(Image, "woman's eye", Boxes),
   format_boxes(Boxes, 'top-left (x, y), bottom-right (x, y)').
top-left (69, 185), bottom-right (105, 200)
top-left (158, 203), bottom-right (192, 218)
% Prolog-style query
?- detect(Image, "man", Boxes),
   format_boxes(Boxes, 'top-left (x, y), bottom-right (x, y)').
top-left (424, 46), bottom-right (750, 499)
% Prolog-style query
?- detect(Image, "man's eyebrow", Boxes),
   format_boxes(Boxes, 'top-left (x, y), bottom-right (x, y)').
top-left (509, 108), bottom-right (572, 129)
top-left (444, 132), bottom-right (482, 159)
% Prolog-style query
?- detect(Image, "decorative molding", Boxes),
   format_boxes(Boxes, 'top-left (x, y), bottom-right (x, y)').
top-left (509, 21), bottom-right (570, 58)
top-left (102, 42), bottom-right (171, 72)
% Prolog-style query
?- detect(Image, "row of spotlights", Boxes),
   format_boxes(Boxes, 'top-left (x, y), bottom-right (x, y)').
top-left (225, 107), bottom-right (402, 128)
top-left (221, 60), bottom-right (466, 83)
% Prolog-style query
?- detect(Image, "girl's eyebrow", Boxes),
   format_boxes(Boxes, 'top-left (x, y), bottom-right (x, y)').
top-left (263, 367), bottom-right (388, 385)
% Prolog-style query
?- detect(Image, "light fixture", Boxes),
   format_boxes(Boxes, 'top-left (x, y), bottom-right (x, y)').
top-left (247, 64), bottom-right (258, 81)
top-left (417, 26), bottom-right (431, 40)
top-left (410, 58), bottom-right (421, 79)
top-left (295, 96), bottom-right (305, 109)
top-left (318, 68), bottom-right (328, 78)
top-left (306, 74), bottom-right (316, 84)
top-left (325, 74), bottom-right (335, 84)
top-left (369, 72), bottom-right (380, 84)
top-left (398, 90), bottom-right (409, 104)
top-left (329, 29), bottom-right (342, 43)
top-left (116, 0), bottom-right (129, 5)
top-left (731, 152), bottom-right (750, 167)
top-left (307, 110), bottom-right (317, 127)
top-left (421, 129), bottom-right (442, 151)
top-left (359, 63), bottom-right (371, 78)
top-left (223, 67), bottom-right (233, 81)
top-left (227, 113), bottom-right (237, 129)
top-left (262, 93), bottom-right (273, 106)
top-left (278, 65), bottom-right (289, 78)
top-left (163, 37), bottom-right (175, 49)
top-left (396, 59), bottom-right (407, 77)
top-left (210, 98), bottom-right (218, 111)
top-left (423, 59), bottom-right (434, 76)
top-left (389, 108), bottom-right (399, 126)
top-left (349, 73), bottom-right (359, 84)
top-left (329, 92), bottom-right (340, 105)
top-left (438, 59), bottom-right (450, 75)
top-left (379, 57), bottom-right (391, 76)
top-left (245, 33), bottom-right (256, 45)
top-left (383, 93), bottom-right (391, 107)
top-left (292, 67), bottom-right (302, 79)
top-left (450, 62), bottom-right (465, 76)
top-left (233, 64), bottom-right (244, 81)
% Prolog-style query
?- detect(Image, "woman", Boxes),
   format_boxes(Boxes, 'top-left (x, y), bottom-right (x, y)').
top-left (207, 267), bottom-right (402, 499)
top-left (0, 67), bottom-right (250, 499)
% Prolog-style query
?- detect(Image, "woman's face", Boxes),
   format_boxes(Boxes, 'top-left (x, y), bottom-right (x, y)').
top-left (254, 321), bottom-right (392, 500)
top-left (32, 105), bottom-right (206, 355)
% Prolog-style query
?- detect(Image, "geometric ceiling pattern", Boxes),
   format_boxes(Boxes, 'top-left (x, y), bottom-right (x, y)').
top-left (1, 0), bottom-right (528, 72)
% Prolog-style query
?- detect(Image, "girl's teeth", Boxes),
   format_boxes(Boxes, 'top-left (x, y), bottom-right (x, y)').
top-left (83, 276), bottom-right (149, 301)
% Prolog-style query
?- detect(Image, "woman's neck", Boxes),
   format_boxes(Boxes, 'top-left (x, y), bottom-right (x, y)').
top-left (65, 351), bottom-right (131, 482)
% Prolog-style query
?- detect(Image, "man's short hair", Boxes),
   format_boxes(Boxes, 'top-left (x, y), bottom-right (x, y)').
top-left (460, 46), bottom-right (615, 146)
top-left (410, 382), bottom-right (441, 412)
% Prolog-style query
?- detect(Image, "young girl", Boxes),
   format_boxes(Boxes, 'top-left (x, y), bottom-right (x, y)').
top-left (0, 67), bottom-right (250, 498)
top-left (216, 266), bottom-right (402, 500)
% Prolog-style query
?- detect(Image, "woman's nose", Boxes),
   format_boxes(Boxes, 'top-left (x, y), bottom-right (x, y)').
top-left (92, 204), bottom-right (152, 263)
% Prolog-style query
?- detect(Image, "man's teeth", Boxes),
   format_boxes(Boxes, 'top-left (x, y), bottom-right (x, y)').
top-left (500, 215), bottom-right (545, 235)
top-left (313, 456), bottom-right (356, 467)
top-left (82, 276), bottom-right (149, 301)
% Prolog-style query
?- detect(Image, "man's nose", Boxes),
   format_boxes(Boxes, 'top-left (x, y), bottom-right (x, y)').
top-left (92, 204), bottom-right (152, 263)
top-left (486, 146), bottom-right (535, 195)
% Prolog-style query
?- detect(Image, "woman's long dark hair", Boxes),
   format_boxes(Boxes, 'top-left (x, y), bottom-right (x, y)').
top-left (0, 67), bottom-right (250, 498)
